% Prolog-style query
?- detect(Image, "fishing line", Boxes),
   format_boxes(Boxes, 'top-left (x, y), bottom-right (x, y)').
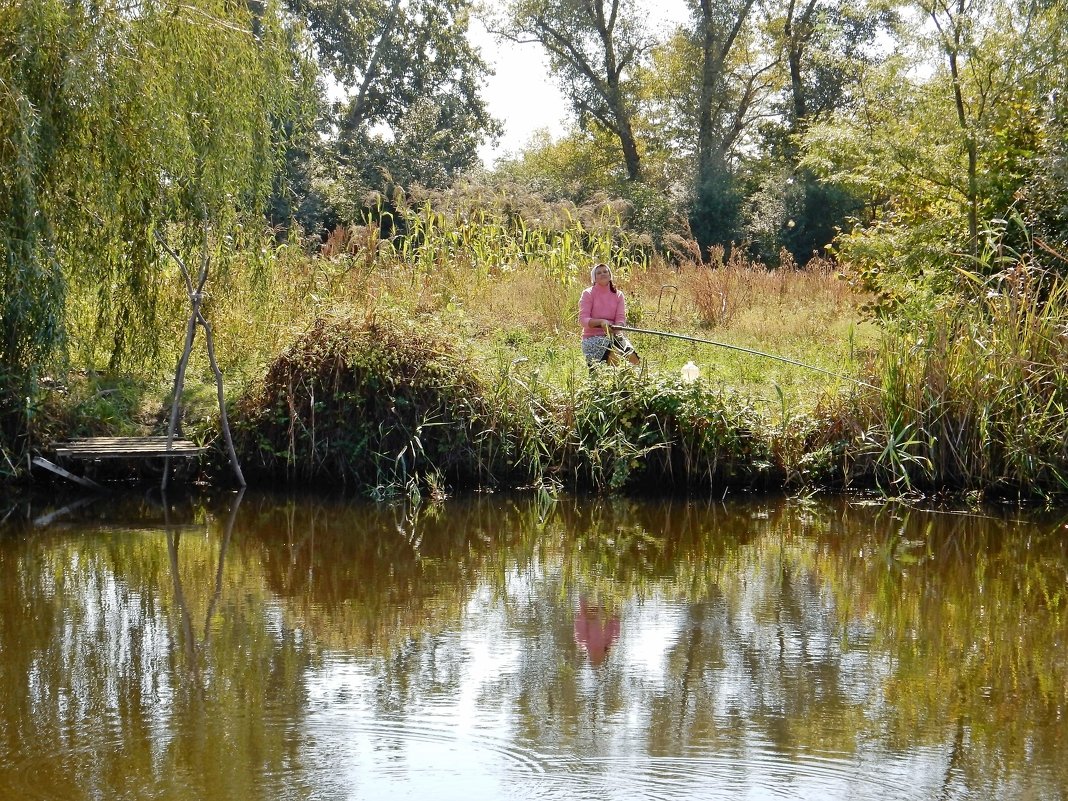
top-left (616, 325), bottom-right (882, 392)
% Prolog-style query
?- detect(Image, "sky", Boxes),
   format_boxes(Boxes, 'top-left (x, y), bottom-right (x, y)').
top-left (469, 1), bottom-right (690, 166)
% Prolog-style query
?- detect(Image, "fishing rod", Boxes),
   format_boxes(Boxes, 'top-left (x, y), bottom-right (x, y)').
top-left (615, 325), bottom-right (881, 392)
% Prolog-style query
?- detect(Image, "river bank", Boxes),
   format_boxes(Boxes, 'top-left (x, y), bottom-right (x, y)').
top-left (6, 248), bottom-right (1068, 502)
top-left (12, 307), bottom-right (1068, 504)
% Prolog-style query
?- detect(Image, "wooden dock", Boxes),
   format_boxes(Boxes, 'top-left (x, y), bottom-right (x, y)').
top-left (54, 436), bottom-right (205, 460)
top-left (33, 436), bottom-right (207, 490)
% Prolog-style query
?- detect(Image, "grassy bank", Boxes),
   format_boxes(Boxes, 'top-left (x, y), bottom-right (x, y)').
top-left (7, 205), bottom-right (1068, 501)
top-left (208, 233), bottom-right (879, 496)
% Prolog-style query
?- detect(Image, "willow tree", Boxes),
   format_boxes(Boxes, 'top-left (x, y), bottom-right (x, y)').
top-left (0, 0), bottom-right (313, 449)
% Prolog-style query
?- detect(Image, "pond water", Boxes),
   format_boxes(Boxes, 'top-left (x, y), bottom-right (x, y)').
top-left (0, 490), bottom-right (1065, 800)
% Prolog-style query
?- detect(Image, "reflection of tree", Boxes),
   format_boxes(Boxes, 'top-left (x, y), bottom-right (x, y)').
top-left (0, 493), bottom-right (1066, 798)
top-left (820, 506), bottom-right (1068, 794)
top-left (470, 496), bottom-right (768, 765)
top-left (409, 496), bottom-right (1067, 798)
top-left (0, 491), bottom-right (315, 799)
top-left (165, 489), bottom-right (244, 684)
top-left (244, 495), bottom-right (523, 654)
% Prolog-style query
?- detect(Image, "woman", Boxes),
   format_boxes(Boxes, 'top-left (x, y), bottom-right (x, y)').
top-left (579, 263), bottom-right (637, 365)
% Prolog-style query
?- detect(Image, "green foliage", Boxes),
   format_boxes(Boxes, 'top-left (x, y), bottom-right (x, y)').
top-left (821, 223), bottom-right (1068, 498)
top-left (1023, 87), bottom-right (1068, 255)
top-left (290, 0), bottom-right (499, 224)
top-left (743, 169), bottom-right (864, 265)
top-left (774, 0), bottom-right (888, 124)
top-left (491, 132), bottom-right (686, 248)
top-left (549, 366), bottom-right (775, 492)
top-left (492, 128), bottom-right (630, 200)
top-left (780, 179), bottom-right (864, 264)
top-left (0, 0), bottom-right (312, 456)
top-left (801, 0), bottom-right (1065, 304)
top-left (33, 373), bottom-right (148, 441)
top-left (0, 0), bottom-right (77, 444)
top-left (690, 165), bottom-right (744, 256)
top-left (628, 29), bottom-right (702, 188)
top-left (497, 0), bottom-right (648, 181)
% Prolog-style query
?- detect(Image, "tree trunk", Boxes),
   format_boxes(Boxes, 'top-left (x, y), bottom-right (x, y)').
top-left (932, 0), bottom-right (979, 251)
top-left (695, 0), bottom-right (756, 182)
top-left (948, 49), bottom-right (979, 250)
top-left (785, 0), bottom-right (819, 130)
top-left (605, 78), bottom-right (642, 181)
top-left (346, 0), bottom-right (403, 130)
top-left (597, 0), bottom-right (642, 181)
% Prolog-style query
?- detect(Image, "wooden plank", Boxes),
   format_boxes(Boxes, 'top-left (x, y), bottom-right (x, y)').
top-left (60, 440), bottom-right (198, 446)
top-left (32, 457), bottom-right (106, 491)
top-left (55, 450), bottom-right (201, 459)
top-left (54, 436), bottom-right (205, 460)
top-left (56, 444), bottom-right (202, 454)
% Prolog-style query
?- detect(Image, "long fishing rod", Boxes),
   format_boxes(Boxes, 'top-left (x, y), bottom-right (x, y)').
top-left (616, 325), bottom-right (880, 391)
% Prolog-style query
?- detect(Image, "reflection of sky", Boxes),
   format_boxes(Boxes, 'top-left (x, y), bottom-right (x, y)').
top-left (37, 563), bottom-right (178, 741)
top-left (299, 572), bottom-right (950, 801)
top-left (616, 594), bottom-right (682, 680)
top-left (3, 497), bottom-right (1065, 801)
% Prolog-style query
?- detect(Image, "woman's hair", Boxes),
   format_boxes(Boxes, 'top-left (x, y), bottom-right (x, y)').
top-left (590, 262), bottom-right (616, 293)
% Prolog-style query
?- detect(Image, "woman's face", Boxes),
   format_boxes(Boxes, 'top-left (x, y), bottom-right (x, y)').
top-left (593, 265), bottom-right (612, 286)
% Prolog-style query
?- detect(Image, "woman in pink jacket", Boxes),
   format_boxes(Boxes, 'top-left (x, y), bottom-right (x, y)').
top-left (579, 263), bottom-right (637, 365)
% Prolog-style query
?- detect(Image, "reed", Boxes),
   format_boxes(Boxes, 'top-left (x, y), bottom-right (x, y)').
top-left (27, 195), bottom-right (1068, 501)
top-left (555, 366), bottom-right (777, 491)
top-left (829, 245), bottom-right (1068, 498)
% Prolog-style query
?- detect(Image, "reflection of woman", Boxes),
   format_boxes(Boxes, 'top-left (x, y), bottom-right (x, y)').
top-left (579, 263), bottom-right (636, 366)
top-left (573, 597), bottom-right (620, 667)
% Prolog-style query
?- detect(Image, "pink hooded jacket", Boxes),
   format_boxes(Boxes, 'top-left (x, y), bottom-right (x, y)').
top-left (579, 283), bottom-right (626, 338)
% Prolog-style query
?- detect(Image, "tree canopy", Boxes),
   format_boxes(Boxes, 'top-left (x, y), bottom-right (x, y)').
top-left (283, 0), bottom-right (500, 225)
top-left (800, 0), bottom-right (1067, 310)
top-left (496, 0), bottom-right (649, 181)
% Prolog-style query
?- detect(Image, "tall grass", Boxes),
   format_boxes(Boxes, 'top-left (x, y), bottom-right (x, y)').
top-left (322, 196), bottom-right (648, 285)
top-left (229, 312), bottom-right (779, 495)
top-left (828, 234), bottom-right (1068, 498)
top-left (620, 251), bottom-right (872, 421)
top-left (30, 197), bottom-right (1068, 502)
top-left (15, 199), bottom-right (874, 492)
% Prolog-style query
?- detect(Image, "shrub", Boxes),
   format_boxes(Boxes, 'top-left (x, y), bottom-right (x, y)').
top-left (813, 232), bottom-right (1068, 498)
top-left (231, 313), bottom-right (525, 493)
top-left (558, 366), bottom-right (777, 492)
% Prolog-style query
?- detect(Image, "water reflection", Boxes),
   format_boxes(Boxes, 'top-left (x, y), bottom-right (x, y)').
top-left (0, 492), bottom-right (1065, 799)
top-left (573, 598), bottom-right (620, 667)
